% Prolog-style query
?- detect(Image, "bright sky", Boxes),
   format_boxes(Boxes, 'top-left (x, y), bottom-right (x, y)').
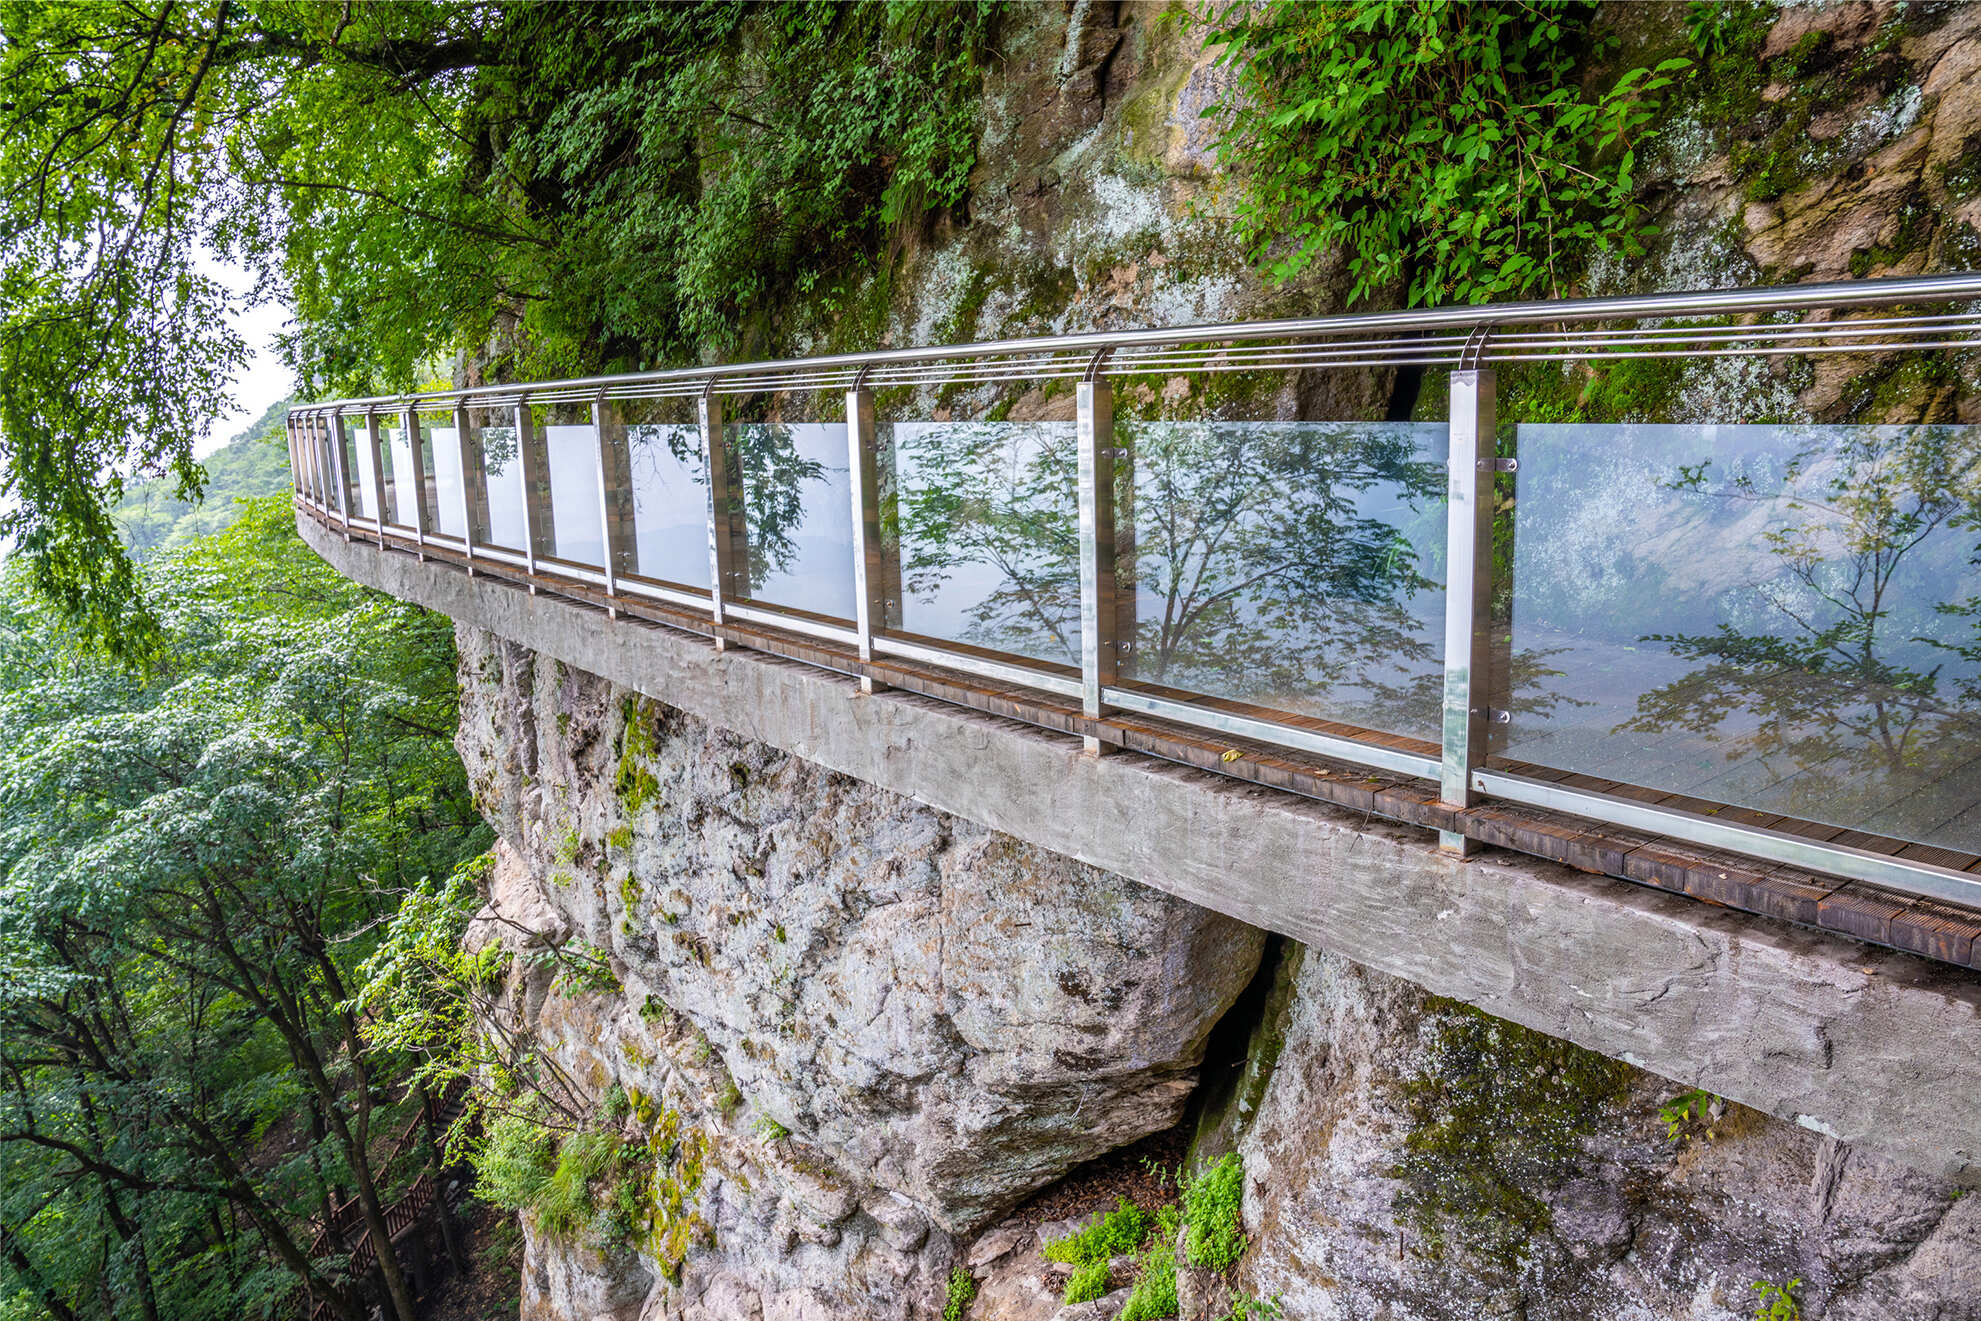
top-left (196, 250), bottom-right (297, 458)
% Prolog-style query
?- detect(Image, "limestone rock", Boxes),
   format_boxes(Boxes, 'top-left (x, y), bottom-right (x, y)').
top-left (1228, 946), bottom-right (1979, 1320)
top-left (456, 629), bottom-right (1264, 1320)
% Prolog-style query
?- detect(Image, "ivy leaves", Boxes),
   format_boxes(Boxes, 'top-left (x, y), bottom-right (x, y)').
top-left (1200, 0), bottom-right (1688, 308)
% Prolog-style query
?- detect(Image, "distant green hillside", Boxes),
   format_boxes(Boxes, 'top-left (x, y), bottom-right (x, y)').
top-left (116, 396), bottom-right (293, 556)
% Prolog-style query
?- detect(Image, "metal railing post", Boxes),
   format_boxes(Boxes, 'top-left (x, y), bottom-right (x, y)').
top-left (452, 403), bottom-right (481, 578)
top-left (594, 391), bottom-right (634, 617)
top-left (516, 400), bottom-right (555, 586)
top-left (363, 410), bottom-right (389, 553)
top-left (284, 416), bottom-right (300, 499)
top-left (700, 385), bottom-right (742, 651)
top-left (1439, 364), bottom-right (1498, 854)
top-left (846, 380), bottom-right (888, 694)
top-left (403, 405), bottom-right (430, 561)
top-left (1077, 360), bottom-right (1118, 755)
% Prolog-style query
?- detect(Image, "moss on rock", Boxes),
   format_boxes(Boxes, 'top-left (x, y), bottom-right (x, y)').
top-left (1390, 998), bottom-right (1632, 1271)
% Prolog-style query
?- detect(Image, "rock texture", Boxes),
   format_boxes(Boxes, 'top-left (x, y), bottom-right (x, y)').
top-left (1221, 946), bottom-right (1981, 1321)
top-left (455, 628), bottom-right (1263, 1319)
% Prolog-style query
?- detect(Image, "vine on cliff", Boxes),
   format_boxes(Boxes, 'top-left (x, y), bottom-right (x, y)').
top-left (1197, 1), bottom-right (1688, 307)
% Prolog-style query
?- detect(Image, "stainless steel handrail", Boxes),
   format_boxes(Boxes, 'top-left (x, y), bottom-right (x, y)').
top-left (299, 272), bottom-right (1981, 410)
top-left (288, 272), bottom-right (1981, 913)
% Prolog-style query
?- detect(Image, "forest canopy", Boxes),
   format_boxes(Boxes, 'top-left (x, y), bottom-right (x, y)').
top-left (0, 0), bottom-right (997, 656)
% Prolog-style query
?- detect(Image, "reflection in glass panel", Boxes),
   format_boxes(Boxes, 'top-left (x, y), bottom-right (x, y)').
top-left (381, 415), bottom-right (419, 528)
top-left (884, 420), bottom-right (1079, 667)
top-left (420, 411), bottom-right (466, 539)
top-left (621, 399), bottom-right (708, 589)
top-left (541, 403), bottom-right (603, 566)
top-left (1506, 422), bottom-right (1981, 851)
top-left (315, 420), bottom-right (336, 505)
top-left (347, 416), bottom-right (378, 519)
top-left (1117, 419), bottom-right (1449, 741)
top-left (730, 414), bottom-right (853, 619)
top-left (472, 409), bottom-right (526, 550)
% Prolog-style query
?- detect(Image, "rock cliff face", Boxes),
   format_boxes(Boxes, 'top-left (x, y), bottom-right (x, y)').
top-left (1224, 947), bottom-right (1980, 1321)
top-left (454, 4), bottom-right (1981, 1319)
top-left (455, 628), bottom-right (1263, 1319)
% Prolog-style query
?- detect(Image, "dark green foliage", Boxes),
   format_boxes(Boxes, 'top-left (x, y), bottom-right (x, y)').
top-left (490, 0), bottom-right (999, 370)
top-left (0, 1), bottom-right (999, 649)
top-left (0, 498), bottom-right (488, 1321)
top-left (1197, 1), bottom-right (1687, 306)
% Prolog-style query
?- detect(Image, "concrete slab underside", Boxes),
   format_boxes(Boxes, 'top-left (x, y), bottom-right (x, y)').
top-left (303, 518), bottom-right (1981, 1183)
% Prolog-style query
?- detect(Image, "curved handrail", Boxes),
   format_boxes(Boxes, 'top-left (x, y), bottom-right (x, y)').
top-left (295, 271), bottom-right (1981, 410)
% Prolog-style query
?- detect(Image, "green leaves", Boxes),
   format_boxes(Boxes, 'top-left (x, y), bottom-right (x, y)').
top-left (1198, 0), bottom-right (1685, 309)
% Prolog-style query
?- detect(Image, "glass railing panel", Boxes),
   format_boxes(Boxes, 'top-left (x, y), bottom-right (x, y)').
top-left (468, 407), bottom-right (526, 551)
top-left (1504, 419), bottom-right (1981, 852)
top-left (418, 409), bottom-right (466, 539)
top-left (539, 402), bottom-right (604, 567)
top-left (1111, 372), bottom-right (1451, 743)
top-left (312, 417), bottom-right (335, 506)
top-left (380, 414), bottom-right (418, 529)
top-left (616, 397), bottom-right (709, 589)
top-left (726, 395), bottom-right (853, 620)
top-left (345, 415), bottom-right (378, 520)
top-left (881, 406), bottom-right (1080, 668)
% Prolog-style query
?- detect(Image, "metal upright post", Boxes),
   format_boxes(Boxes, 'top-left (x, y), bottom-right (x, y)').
top-left (403, 405), bottom-right (430, 561)
top-left (846, 379), bottom-right (888, 693)
top-left (306, 413), bottom-right (325, 509)
top-left (284, 416), bottom-right (300, 499)
top-left (594, 390), bottom-right (634, 618)
top-left (1076, 357), bottom-right (1119, 755)
top-left (452, 403), bottom-right (480, 578)
top-left (329, 413), bottom-right (354, 539)
top-left (516, 400), bottom-right (555, 587)
top-left (700, 384), bottom-right (742, 651)
top-left (363, 410), bottom-right (389, 553)
top-left (1439, 363), bottom-right (1499, 855)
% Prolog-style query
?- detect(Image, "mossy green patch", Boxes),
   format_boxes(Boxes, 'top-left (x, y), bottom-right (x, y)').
top-left (615, 697), bottom-right (661, 815)
top-left (1390, 998), bottom-right (1632, 1270)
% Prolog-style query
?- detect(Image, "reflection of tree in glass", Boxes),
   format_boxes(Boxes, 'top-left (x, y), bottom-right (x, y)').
top-left (1122, 419), bottom-right (1445, 705)
top-left (1623, 426), bottom-right (1981, 812)
top-left (478, 421), bottom-right (519, 471)
top-left (732, 421), bottom-right (824, 592)
top-left (893, 421), bottom-right (1081, 660)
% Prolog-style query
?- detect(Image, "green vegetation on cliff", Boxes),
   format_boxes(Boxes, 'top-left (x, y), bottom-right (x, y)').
top-left (1199, 0), bottom-right (1687, 306)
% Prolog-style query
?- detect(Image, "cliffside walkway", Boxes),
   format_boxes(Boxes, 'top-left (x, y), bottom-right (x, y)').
top-left (291, 273), bottom-right (1981, 1183)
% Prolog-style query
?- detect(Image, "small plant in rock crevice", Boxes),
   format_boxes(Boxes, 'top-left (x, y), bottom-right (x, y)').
top-left (942, 1266), bottom-right (978, 1321)
top-left (1119, 1203), bottom-right (1181, 1321)
top-left (1063, 1258), bottom-right (1112, 1306)
top-left (1753, 1277), bottom-right (1803, 1321)
top-left (1044, 1198), bottom-right (1153, 1266)
top-left (1659, 1087), bottom-right (1723, 1142)
top-left (1182, 1153), bottom-right (1247, 1271)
